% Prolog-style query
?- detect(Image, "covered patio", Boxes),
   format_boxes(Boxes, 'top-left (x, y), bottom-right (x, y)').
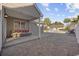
top-left (2, 3), bottom-right (43, 47)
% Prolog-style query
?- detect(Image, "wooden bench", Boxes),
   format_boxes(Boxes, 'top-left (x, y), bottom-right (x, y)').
top-left (12, 30), bottom-right (32, 38)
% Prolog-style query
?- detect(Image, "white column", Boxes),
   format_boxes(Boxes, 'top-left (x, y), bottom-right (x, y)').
top-left (0, 4), bottom-right (2, 53)
top-left (2, 6), bottom-right (7, 47)
top-left (0, 18), bottom-right (2, 53)
top-left (38, 18), bottom-right (41, 39)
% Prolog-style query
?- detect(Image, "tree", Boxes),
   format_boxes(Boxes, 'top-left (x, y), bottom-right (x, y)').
top-left (43, 18), bottom-right (51, 26)
top-left (77, 15), bottom-right (79, 20)
top-left (71, 15), bottom-right (79, 24)
top-left (64, 26), bottom-right (70, 31)
top-left (63, 15), bottom-right (79, 31)
top-left (63, 18), bottom-right (71, 23)
top-left (77, 15), bottom-right (79, 22)
top-left (71, 18), bottom-right (78, 24)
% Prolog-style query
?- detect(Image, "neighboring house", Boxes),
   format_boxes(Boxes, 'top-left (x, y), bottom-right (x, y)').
top-left (50, 22), bottom-right (64, 31)
top-left (1, 3), bottom-right (43, 49)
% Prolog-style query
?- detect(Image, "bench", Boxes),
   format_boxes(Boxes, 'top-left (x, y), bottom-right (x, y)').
top-left (12, 30), bottom-right (32, 38)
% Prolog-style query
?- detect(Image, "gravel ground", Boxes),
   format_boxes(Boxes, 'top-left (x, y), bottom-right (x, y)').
top-left (2, 33), bottom-right (79, 56)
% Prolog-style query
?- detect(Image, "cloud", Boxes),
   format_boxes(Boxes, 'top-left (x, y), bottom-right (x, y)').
top-left (54, 8), bottom-right (58, 12)
top-left (66, 3), bottom-right (75, 13)
top-left (41, 3), bottom-right (49, 7)
top-left (73, 13), bottom-right (79, 18)
top-left (72, 3), bottom-right (79, 9)
top-left (69, 9), bottom-right (75, 13)
top-left (57, 14), bottom-right (60, 17)
top-left (60, 3), bottom-right (64, 5)
top-left (49, 13), bottom-right (54, 16)
top-left (62, 14), bottom-right (65, 17)
top-left (46, 7), bottom-right (50, 11)
top-left (67, 16), bottom-right (73, 18)
top-left (67, 12), bottom-right (79, 19)
top-left (67, 15), bottom-right (77, 19)
top-left (75, 13), bottom-right (79, 15)
top-left (65, 3), bottom-right (79, 13)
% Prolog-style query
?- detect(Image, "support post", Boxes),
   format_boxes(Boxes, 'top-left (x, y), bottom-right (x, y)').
top-left (38, 18), bottom-right (41, 39)
top-left (0, 13), bottom-right (2, 55)
top-left (2, 6), bottom-right (7, 47)
top-left (0, 4), bottom-right (2, 55)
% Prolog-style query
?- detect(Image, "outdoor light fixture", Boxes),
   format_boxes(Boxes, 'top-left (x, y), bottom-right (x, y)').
top-left (4, 13), bottom-right (8, 18)
top-left (4, 8), bottom-right (8, 18)
top-left (37, 23), bottom-right (42, 27)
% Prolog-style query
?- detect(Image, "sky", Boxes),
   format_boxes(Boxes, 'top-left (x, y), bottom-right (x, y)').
top-left (37, 3), bottom-right (79, 23)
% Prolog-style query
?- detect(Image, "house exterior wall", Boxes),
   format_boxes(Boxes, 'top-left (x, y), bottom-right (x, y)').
top-left (0, 17), bottom-right (2, 54)
top-left (6, 17), bottom-right (29, 37)
top-left (4, 17), bottom-right (41, 38)
top-left (6, 18), bottom-right (42, 37)
top-left (75, 23), bottom-right (79, 44)
top-left (29, 21), bottom-right (43, 36)
top-left (29, 21), bottom-right (39, 36)
top-left (6, 17), bottom-right (14, 37)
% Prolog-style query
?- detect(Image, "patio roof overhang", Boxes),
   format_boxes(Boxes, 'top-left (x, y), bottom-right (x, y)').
top-left (2, 3), bottom-right (43, 20)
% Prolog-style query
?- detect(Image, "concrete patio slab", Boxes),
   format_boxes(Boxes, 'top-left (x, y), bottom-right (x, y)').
top-left (2, 33), bottom-right (79, 56)
top-left (4, 35), bottom-right (39, 48)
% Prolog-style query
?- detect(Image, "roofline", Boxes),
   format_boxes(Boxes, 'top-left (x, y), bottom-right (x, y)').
top-left (34, 3), bottom-right (43, 18)
top-left (3, 3), bottom-right (43, 20)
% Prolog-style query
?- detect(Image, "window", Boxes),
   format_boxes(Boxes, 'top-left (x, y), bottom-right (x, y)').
top-left (21, 22), bottom-right (26, 30)
top-left (14, 20), bottom-right (27, 30)
top-left (14, 21), bottom-right (20, 30)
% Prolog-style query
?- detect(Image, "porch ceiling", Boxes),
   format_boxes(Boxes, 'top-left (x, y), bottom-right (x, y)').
top-left (3, 3), bottom-right (42, 20)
